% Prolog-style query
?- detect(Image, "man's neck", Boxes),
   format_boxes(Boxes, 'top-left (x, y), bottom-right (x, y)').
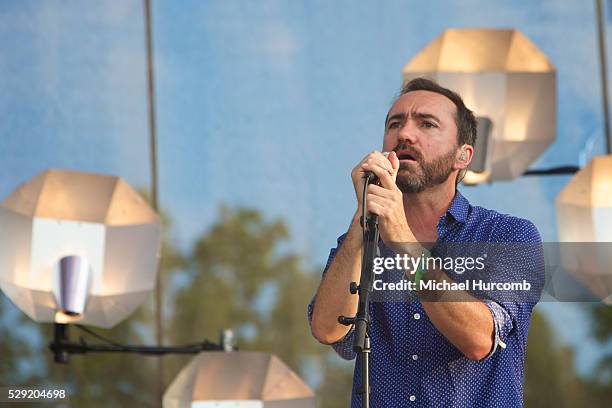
top-left (402, 180), bottom-right (457, 242)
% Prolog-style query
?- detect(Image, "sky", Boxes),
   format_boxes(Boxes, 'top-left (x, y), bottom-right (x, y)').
top-left (0, 0), bottom-right (610, 378)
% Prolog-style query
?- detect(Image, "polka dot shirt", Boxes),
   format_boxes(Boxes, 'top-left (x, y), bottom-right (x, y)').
top-left (308, 191), bottom-right (545, 407)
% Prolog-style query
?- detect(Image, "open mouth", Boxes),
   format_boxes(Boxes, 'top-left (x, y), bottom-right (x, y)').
top-left (396, 150), bottom-right (418, 162)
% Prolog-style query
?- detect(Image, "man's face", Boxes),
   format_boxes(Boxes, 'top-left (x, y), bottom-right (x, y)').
top-left (382, 90), bottom-right (460, 193)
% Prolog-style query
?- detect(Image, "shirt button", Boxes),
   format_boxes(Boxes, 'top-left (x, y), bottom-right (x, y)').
top-left (413, 313), bottom-right (420, 320)
top-left (410, 395), bottom-right (416, 401)
top-left (412, 354), bottom-right (418, 360)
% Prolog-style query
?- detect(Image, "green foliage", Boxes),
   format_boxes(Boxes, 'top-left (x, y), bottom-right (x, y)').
top-left (165, 205), bottom-right (345, 396)
top-left (525, 307), bottom-right (612, 408)
top-left (590, 302), bottom-right (612, 343)
top-left (585, 302), bottom-right (612, 404)
top-left (317, 360), bottom-right (354, 408)
top-left (525, 310), bottom-right (586, 407)
top-left (0, 296), bottom-right (47, 386)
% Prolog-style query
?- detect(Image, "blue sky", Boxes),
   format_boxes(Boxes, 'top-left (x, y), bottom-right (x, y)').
top-left (0, 0), bottom-right (610, 378)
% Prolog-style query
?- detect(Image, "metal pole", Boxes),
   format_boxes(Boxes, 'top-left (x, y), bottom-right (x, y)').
top-left (48, 323), bottom-right (228, 363)
top-left (596, 0), bottom-right (611, 154)
top-left (361, 336), bottom-right (370, 408)
top-left (143, 0), bottom-right (163, 405)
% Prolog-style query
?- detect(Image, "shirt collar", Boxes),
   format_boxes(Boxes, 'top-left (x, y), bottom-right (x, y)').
top-left (446, 190), bottom-right (470, 223)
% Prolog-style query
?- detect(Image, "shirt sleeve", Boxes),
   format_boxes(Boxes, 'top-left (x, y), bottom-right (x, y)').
top-left (479, 217), bottom-right (545, 360)
top-left (481, 299), bottom-right (512, 359)
top-left (307, 233), bottom-right (357, 360)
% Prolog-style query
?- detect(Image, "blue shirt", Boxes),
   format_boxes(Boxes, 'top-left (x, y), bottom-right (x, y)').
top-left (308, 191), bottom-right (545, 407)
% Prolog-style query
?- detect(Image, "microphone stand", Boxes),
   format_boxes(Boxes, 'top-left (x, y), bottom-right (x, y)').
top-left (339, 174), bottom-right (380, 408)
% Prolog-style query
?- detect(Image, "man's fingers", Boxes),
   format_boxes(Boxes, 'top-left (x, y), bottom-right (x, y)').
top-left (363, 151), bottom-right (393, 171)
top-left (371, 164), bottom-right (396, 190)
top-left (389, 151), bottom-right (399, 171)
top-left (361, 162), bottom-right (393, 179)
top-left (367, 183), bottom-right (395, 198)
top-left (362, 160), bottom-right (398, 190)
top-left (365, 199), bottom-right (385, 216)
top-left (389, 151), bottom-right (399, 183)
top-left (365, 194), bottom-right (394, 214)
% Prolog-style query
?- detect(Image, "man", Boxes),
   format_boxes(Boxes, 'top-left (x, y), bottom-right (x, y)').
top-left (308, 78), bottom-right (544, 407)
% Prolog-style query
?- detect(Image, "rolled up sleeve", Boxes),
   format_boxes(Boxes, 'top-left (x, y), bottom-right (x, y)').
top-left (479, 217), bottom-right (545, 360)
top-left (481, 300), bottom-right (512, 359)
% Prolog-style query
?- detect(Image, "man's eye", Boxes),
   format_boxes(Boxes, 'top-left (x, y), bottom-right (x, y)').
top-left (388, 122), bottom-right (400, 129)
top-left (421, 121), bottom-right (436, 129)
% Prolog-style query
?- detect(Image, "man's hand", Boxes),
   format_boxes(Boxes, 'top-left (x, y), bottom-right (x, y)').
top-left (359, 151), bottom-right (416, 245)
top-left (351, 150), bottom-right (395, 214)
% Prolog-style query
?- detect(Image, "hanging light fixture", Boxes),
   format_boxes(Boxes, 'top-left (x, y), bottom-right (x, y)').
top-left (402, 28), bottom-right (556, 184)
top-left (555, 155), bottom-right (612, 303)
top-left (0, 168), bottom-right (161, 328)
top-left (163, 351), bottom-right (316, 408)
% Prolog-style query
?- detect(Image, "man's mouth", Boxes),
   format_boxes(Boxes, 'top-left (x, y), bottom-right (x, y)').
top-left (396, 150), bottom-right (418, 163)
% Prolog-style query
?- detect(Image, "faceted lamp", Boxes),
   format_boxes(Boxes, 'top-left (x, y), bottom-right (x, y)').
top-left (555, 155), bottom-right (612, 303)
top-left (0, 169), bottom-right (161, 327)
top-left (163, 351), bottom-right (316, 408)
top-left (402, 28), bottom-right (556, 183)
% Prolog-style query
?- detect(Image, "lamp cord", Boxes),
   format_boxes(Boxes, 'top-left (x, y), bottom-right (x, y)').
top-left (74, 324), bottom-right (123, 346)
top-left (68, 324), bottom-right (224, 353)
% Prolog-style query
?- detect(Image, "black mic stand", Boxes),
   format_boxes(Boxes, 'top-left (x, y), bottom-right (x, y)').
top-left (339, 174), bottom-right (380, 408)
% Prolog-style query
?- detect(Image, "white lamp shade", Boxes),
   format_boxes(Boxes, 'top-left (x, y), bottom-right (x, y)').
top-left (163, 352), bottom-right (316, 408)
top-left (556, 155), bottom-right (612, 302)
top-left (0, 169), bottom-right (161, 327)
top-left (402, 29), bottom-right (556, 182)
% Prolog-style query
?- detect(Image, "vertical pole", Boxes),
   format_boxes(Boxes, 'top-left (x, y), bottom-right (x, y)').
top-left (52, 323), bottom-right (70, 364)
top-left (596, 0), bottom-right (611, 154)
top-left (362, 335), bottom-right (370, 408)
top-left (143, 0), bottom-right (164, 405)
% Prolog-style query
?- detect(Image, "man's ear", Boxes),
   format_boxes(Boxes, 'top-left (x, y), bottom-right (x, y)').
top-left (456, 144), bottom-right (474, 169)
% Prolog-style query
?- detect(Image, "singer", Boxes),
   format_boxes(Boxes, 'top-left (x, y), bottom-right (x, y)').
top-left (308, 78), bottom-right (544, 407)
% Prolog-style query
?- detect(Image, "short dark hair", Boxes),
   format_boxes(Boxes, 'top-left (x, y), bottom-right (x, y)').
top-left (397, 77), bottom-right (477, 148)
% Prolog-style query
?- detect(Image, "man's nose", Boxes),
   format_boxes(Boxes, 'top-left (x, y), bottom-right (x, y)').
top-left (397, 120), bottom-right (419, 144)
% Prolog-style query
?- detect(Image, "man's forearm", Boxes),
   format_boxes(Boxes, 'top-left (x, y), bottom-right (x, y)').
top-left (311, 213), bottom-right (363, 344)
top-left (387, 245), bottom-right (496, 360)
top-left (418, 268), bottom-right (494, 360)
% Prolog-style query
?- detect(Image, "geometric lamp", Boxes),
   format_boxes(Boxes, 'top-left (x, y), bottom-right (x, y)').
top-left (402, 28), bottom-right (556, 183)
top-left (0, 168), bottom-right (161, 328)
top-left (555, 155), bottom-right (612, 303)
top-left (163, 351), bottom-right (316, 408)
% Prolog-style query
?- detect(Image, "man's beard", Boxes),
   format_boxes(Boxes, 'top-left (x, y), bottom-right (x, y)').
top-left (394, 144), bottom-right (457, 193)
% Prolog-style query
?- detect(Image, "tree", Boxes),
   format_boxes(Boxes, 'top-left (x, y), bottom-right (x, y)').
top-left (590, 302), bottom-right (612, 379)
top-left (0, 294), bottom-right (47, 386)
top-left (524, 310), bottom-right (586, 407)
top-left (166, 205), bottom-right (353, 406)
top-left (584, 302), bottom-right (612, 405)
